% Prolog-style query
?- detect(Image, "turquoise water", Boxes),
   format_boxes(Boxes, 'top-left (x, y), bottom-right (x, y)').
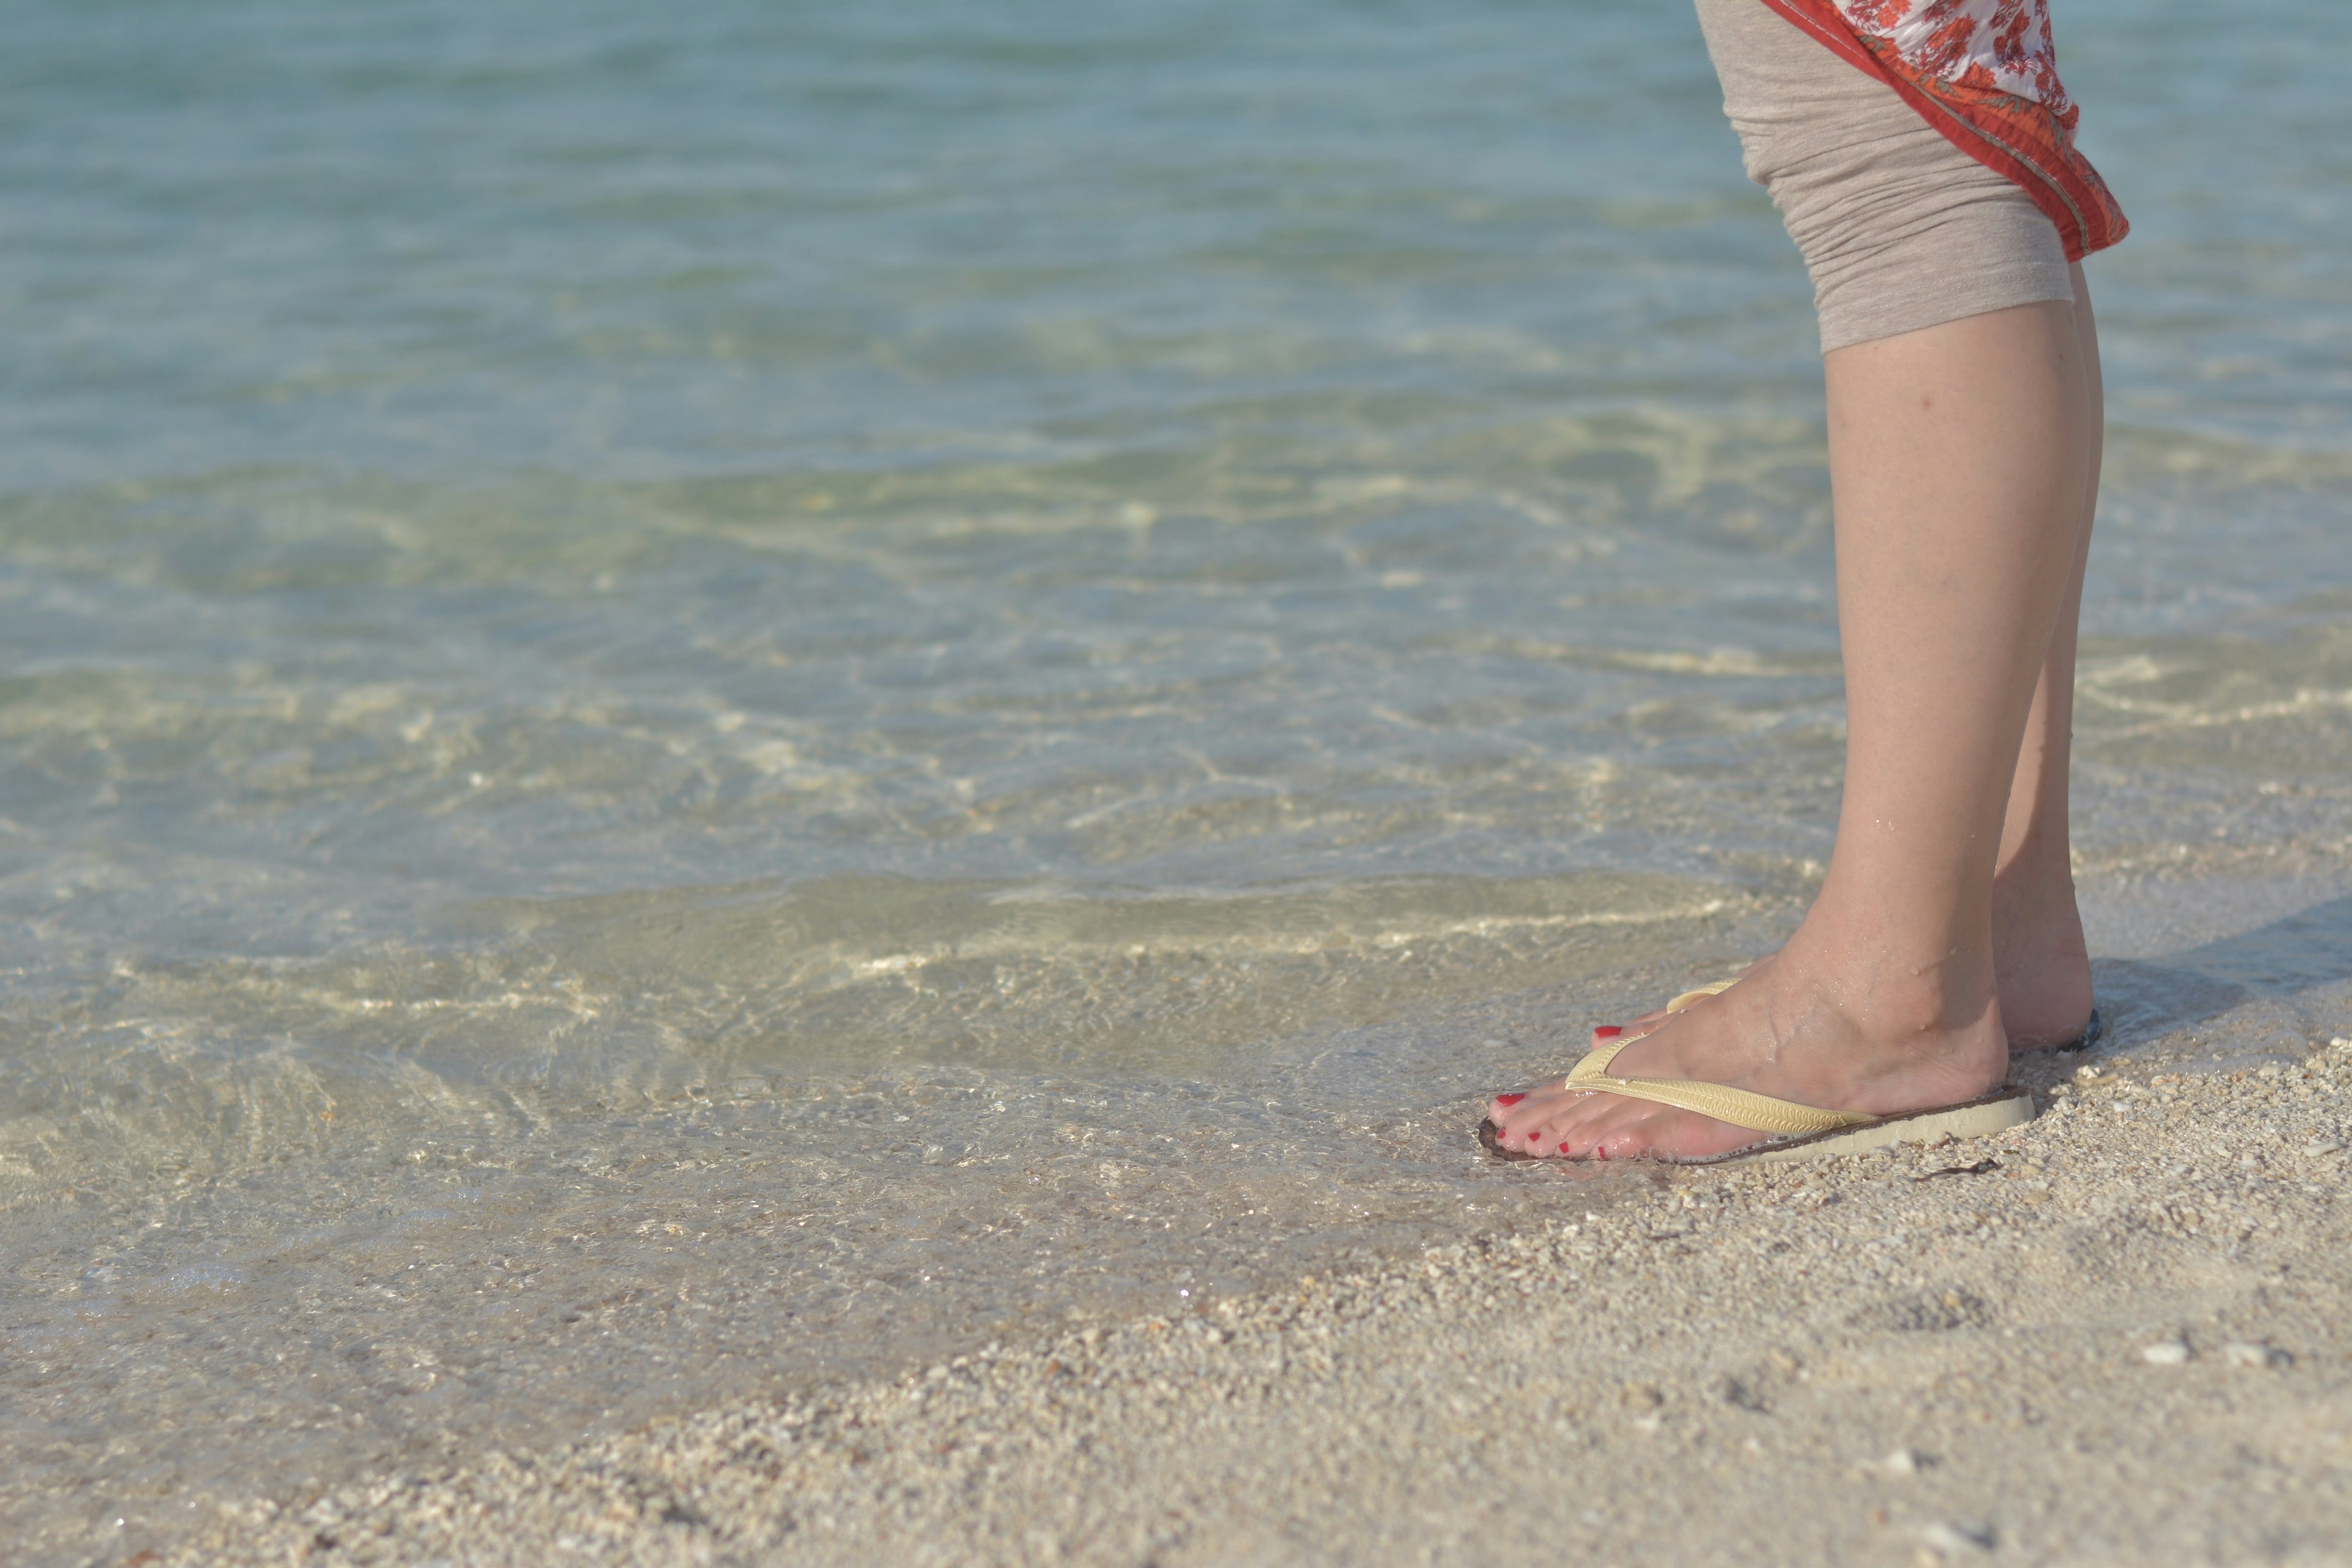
top-left (6, 1), bottom-right (2352, 1557)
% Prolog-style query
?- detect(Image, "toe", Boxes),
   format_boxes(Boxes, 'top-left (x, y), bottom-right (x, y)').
top-left (1481, 1096), bottom-right (1525, 1147)
top-left (1501, 1106), bottom-right (1564, 1155)
top-left (1595, 1006), bottom-right (1668, 1047)
top-left (1490, 1090), bottom-right (1574, 1156)
top-left (1526, 1090), bottom-right (1626, 1159)
top-left (1547, 1093), bottom-right (1638, 1159)
top-left (1490, 1084), bottom-right (1763, 1163)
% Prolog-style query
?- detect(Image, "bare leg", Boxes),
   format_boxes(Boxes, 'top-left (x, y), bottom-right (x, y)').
top-left (1488, 295), bottom-right (2094, 1159)
top-left (1991, 263), bottom-right (2101, 1046)
top-left (1586, 265), bottom-right (2105, 1055)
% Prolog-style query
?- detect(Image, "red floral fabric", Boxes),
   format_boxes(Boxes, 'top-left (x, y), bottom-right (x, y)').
top-left (1758, 0), bottom-right (2128, 262)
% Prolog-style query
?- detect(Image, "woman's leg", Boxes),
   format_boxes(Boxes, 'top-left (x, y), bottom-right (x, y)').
top-left (1991, 263), bottom-right (2102, 1046)
top-left (1488, 289), bottom-right (2097, 1159)
top-left (1598, 264), bottom-right (2105, 1051)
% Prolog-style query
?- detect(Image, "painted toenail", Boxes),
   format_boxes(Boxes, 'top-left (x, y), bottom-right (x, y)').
top-left (1593, 1025), bottom-right (1623, 1039)
top-left (1496, 1093), bottom-right (1524, 1107)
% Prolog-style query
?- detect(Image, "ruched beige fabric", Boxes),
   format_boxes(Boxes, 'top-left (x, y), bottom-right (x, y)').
top-left (1694, 0), bottom-right (2075, 352)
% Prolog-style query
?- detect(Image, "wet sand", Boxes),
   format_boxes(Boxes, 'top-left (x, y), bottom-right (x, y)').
top-left (173, 1036), bottom-right (2352, 1567)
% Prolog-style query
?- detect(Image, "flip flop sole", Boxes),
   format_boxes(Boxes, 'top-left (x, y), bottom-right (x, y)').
top-left (1475, 1086), bottom-right (2037, 1167)
top-left (1675, 1087), bottom-right (2037, 1165)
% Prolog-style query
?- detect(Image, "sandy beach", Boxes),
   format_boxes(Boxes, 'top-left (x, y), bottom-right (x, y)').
top-left (170, 1036), bottom-right (2351, 1567)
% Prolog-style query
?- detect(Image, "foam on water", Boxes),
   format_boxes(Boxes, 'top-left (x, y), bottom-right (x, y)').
top-left (4, 0), bottom-right (2352, 1558)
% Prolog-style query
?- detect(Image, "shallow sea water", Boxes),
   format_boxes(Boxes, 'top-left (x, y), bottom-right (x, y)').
top-left (6, 0), bottom-right (2352, 1557)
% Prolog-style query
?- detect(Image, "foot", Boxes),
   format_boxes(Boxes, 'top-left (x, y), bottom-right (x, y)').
top-left (1485, 937), bottom-right (2008, 1162)
top-left (1595, 873), bottom-right (2093, 1054)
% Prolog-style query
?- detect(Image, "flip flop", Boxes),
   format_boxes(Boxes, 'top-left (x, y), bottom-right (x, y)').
top-left (1475, 1037), bottom-right (2037, 1166)
top-left (1615, 976), bottom-right (2103, 1054)
top-left (1479, 974), bottom-right (2040, 1165)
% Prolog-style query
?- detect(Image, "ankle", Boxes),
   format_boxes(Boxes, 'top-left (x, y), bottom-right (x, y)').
top-left (1783, 918), bottom-right (1999, 1044)
top-left (1852, 962), bottom-right (1998, 1044)
top-left (1992, 860), bottom-right (2086, 955)
top-left (1992, 837), bottom-right (2076, 907)
top-left (1988, 858), bottom-right (2094, 1047)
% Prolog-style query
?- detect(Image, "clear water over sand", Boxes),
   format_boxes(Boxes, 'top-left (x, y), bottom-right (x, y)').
top-left (5, 0), bottom-right (2351, 1555)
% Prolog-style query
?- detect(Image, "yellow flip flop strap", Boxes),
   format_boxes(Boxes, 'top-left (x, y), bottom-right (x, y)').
top-left (1567, 1039), bottom-right (1878, 1137)
top-left (1664, 976), bottom-right (1740, 1014)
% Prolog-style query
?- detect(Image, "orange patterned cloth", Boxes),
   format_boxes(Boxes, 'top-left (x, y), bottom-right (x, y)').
top-left (1758, 0), bottom-right (2127, 262)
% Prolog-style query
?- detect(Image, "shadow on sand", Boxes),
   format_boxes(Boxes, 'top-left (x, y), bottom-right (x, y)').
top-left (2088, 894), bottom-right (2352, 1063)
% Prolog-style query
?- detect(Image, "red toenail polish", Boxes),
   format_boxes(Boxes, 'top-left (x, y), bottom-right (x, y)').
top-left (1496, 1093), bottom-right (1524, 1108)
top-left (1594, 1026), bottom-right (1623, 1039)
top-left (1558, 1143), bottom-right (1570, 1154)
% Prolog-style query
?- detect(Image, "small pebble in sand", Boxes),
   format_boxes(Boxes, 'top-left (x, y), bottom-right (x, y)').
top-left (1859, 1447), bottom-right (1919, 1477)
top-left (2223, 1341), bottom-right (2290, 1369)
top-left (2303, 1139), bottom-right (2343, 1158)
top-left (2141, 1340), bottom-right (2192, 1366)
top-left (1918, 1519), bottom-right (1996, 1555)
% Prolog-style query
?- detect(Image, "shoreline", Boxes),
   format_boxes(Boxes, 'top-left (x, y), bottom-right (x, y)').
top-left (173, 1038), bottom-right (2351, 1567)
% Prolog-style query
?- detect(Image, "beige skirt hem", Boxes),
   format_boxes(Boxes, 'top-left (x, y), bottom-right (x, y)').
top-left (1694, 0), bottom-right (2076, 353)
